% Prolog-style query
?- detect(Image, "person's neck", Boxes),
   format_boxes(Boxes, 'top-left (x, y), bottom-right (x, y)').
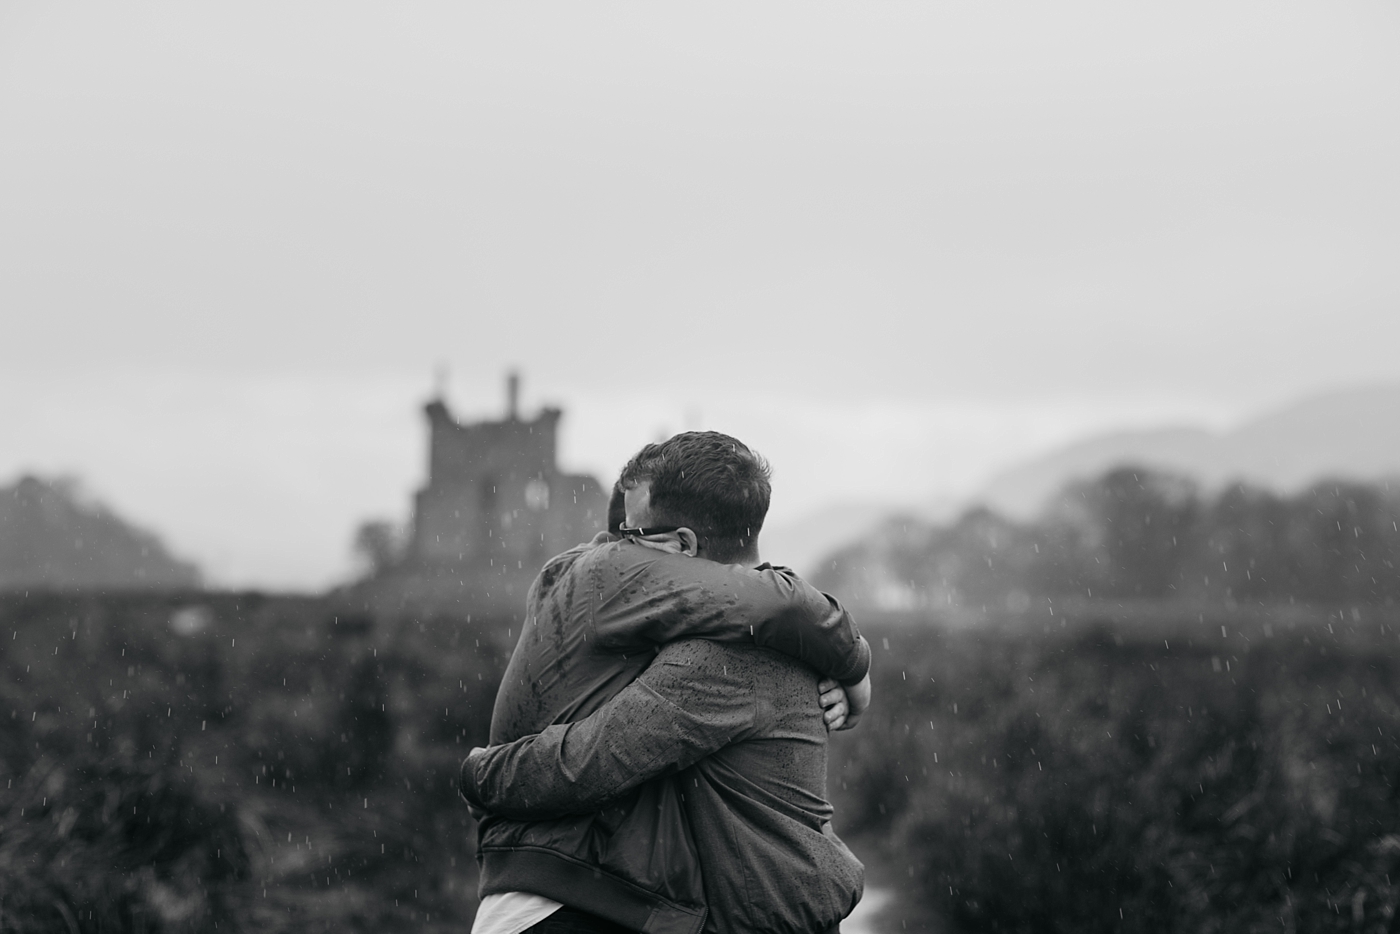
top-left (700, 548), bottom-right (761, 567)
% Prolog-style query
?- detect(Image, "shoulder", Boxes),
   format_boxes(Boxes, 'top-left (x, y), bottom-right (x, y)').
top-left (652, 637), bottom-right (738, 665)
top-left (652, 639), bottom-right (811, 681)
top-left (525, 535), bottom-right (617, 608)
top-left (534, 532), bottom-right (625, 580)
top-left (576, 537), bottom-right (692, 591)
top-left (643, 640), bottom-right (754, 688)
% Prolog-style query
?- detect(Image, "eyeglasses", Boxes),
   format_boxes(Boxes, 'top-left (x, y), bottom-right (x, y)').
top-left (617, 525), bottom-right (682, 538)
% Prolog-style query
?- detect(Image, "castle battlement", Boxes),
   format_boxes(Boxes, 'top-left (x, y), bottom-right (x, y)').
top-left (410, 376), bottom-right (604, 570)
top-left (354, 374), bottom-right (607, 618)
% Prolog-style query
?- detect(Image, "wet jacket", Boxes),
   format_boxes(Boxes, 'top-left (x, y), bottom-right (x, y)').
top-left (466, 533), bottom-right (869, 934)
top-left (464, 638), bottom-right (865, 934)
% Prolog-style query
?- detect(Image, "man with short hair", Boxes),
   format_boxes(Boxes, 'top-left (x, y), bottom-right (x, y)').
top-left (463, 432), bottom-right (870, 934)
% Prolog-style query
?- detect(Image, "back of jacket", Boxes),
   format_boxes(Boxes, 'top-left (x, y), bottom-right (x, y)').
top-left (475, 533), bottom-right (869, 934)
top-left (465, 639), bottom-right (866, 934)
top-left (670, 642), bottom-right (864, 933)
top-left (479, 538), bottom-right (703, 932)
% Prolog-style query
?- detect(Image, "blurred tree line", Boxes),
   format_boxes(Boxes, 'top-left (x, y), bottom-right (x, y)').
top-left (9, 467), bottom-right (1400, 932)
top-left (0, 593), bottom-right (512, 933)
top-left (819, 468), bottom-right (1400, 609)
top-left (832, 608), bottom-right (1400, 933)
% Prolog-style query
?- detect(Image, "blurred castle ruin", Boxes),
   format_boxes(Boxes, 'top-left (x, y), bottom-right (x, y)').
top-left (349, 373), bottom-right (607, 618)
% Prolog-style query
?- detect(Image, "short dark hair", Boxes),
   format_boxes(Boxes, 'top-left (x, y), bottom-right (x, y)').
top-left (618, 431), bottom-right (771, 563)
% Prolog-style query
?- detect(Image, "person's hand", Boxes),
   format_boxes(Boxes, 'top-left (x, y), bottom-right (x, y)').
top-left (818, 673), bottom-right (871, 732)
top-left (841, 673), bottom-right (871, 731)
top-left (818, 678), bottom-right (850, 731)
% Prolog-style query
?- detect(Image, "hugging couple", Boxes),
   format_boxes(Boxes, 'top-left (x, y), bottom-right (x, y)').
top-left (460, 430), bottom-right (873, 934)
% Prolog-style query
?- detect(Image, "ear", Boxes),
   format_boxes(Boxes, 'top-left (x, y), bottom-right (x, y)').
top-left (676, 527), bottom-right (700, 557)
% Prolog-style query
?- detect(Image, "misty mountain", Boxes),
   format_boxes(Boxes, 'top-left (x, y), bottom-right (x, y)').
top-left (0, 475), bottom-right (200, 591)
top-left (980, 382), bottom-right (1400, 519)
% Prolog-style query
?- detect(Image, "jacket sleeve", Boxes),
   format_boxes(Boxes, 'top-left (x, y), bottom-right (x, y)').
top-left (590, 545), bottom-right (871, 685)
top-left (460, 640), bottom-right (755, 819)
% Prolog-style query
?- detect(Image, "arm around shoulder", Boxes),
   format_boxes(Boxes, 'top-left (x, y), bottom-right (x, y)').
top-left (591, 547), bottom-right (871, 685)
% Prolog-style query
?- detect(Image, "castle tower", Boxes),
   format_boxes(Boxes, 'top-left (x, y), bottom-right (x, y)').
top-left (393, 374), bottom-right (606, 611)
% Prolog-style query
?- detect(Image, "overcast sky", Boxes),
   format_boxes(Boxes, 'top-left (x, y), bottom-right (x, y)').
top-left (2, 2), bottom-right (1397, 588)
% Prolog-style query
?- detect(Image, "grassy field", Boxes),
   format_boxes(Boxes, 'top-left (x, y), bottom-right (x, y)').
top-left (4, 591), bottom-right (1399, 932)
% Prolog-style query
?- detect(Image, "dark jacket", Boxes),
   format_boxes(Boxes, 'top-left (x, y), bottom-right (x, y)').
top-left (464, 639), bottom-right (865, 934)
top-left (467, 533), bottom-right (868, 934)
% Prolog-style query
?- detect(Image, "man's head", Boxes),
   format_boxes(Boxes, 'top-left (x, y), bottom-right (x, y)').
top-left (617, 431), bottom-right (771, 565)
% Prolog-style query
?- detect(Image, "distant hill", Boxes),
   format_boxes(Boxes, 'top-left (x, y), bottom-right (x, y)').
top-left (981, 382), bottom-right (1400, 518)
top-left (0, 475), bottom-right (200, 591)
top-left (761, 497), bottom-right (960, 579)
